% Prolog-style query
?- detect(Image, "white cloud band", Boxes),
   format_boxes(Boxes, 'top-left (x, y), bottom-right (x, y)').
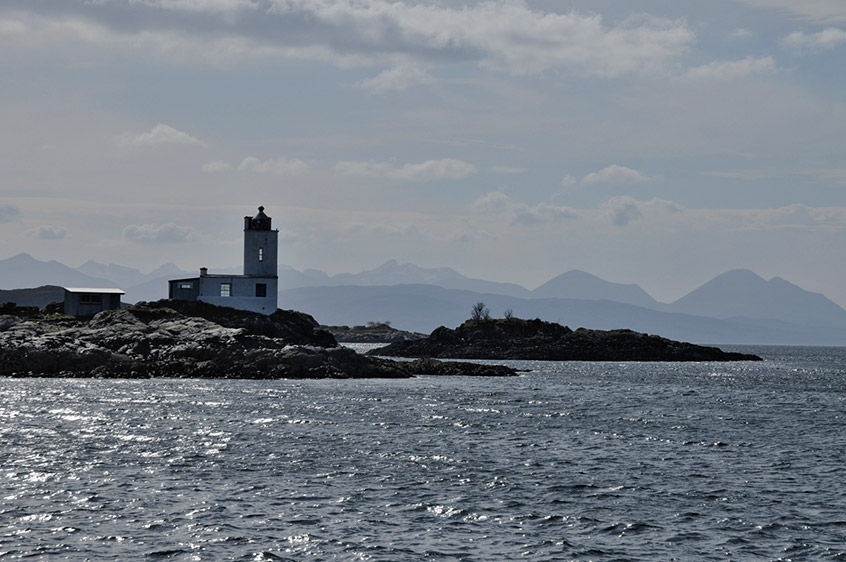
top-left (783, 28), bottom-right (846, 52)
top-left (123, 223), bottom-right (197, 244)
top-left (336, 158), bottom-right (476, 182)
top-left (203, 156), bottom-right (309, 175)
top-left (117, 124), bottom-right (205, 147)
top-left (582, 165), bottom-right (651, 185)
top-left (3, 2), bottom-right (695, 77)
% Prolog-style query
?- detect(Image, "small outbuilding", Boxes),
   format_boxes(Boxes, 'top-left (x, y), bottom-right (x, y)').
top-left (63, 287), bottom-right (125, 317)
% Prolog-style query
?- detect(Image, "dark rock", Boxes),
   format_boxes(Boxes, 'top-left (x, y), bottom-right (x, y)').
top-left (43, 301), bottom-right (65, 315)
top-left (0, 302), bottom-right (41, 318)
top-left (368, 318), bottom-right (763, 361)
top-left (322, 323), bottom-right (426, 343)
top-left (0, 302), bottom-right (517, 379)
top-left (139, 299), bottom-right (338, 347)
top-left (403, 357), bottom-right (517, 377)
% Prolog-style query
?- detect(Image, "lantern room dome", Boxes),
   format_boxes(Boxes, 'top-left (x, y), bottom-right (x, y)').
top-left (247, 206), bottom-right (272, 231)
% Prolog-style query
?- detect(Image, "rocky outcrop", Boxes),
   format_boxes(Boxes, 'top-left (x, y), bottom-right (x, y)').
top-left (145, 299), bottom-right (339, 347)
top-left (321, 323), bottom-right (426, 343)
top-left (0, 302), bottom-right (42, 318)
top-left (368, 318), bottom-right (763, 361)
top-left (402, 357), bottom-right (517, 377)
top-left (0, 301), bottom-right (516, 378)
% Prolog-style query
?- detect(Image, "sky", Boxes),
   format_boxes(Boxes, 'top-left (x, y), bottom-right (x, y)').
top-left (1, 0), bottom-right (845, 306)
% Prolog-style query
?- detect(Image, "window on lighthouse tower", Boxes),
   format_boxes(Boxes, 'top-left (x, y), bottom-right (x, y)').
top-left (258, 247), bottom-right (264, 262)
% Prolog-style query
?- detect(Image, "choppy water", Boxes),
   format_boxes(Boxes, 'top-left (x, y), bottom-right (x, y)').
top-left (1, 346), bottom-right (845, 561)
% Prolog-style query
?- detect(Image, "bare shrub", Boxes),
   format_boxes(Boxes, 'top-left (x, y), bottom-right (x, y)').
top-left (471, 302), bottom-right (491, 321)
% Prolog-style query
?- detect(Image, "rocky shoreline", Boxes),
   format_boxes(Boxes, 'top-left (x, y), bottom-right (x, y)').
top-left (0, 301), bottom-right (762, 379)
top-left (368, 317), bottom-right (763, 362)
top-left (0, 301), bottom-right (516, 379)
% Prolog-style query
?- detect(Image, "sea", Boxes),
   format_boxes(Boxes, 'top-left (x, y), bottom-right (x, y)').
top-left (1, 345), bottom-right (844, 561)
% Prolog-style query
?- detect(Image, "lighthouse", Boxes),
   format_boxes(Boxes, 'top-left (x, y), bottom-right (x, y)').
top-left (168, 206), bottom-right (279, 315)
top-left (243, 206), bottom-right (278, 278)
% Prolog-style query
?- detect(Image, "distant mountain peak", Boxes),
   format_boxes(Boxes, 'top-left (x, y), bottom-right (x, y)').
top-left (299, 259), bottom-right (529, 297)
top-left (8, 252), bottom-right (38, 263)
top-left (371, 259), bottom-right (461, 277)
top-left (146, 262), bottom-right (186, 276)
top-left (672, 268), bottom-right (846, 325)
top-left (0, 252), bottom-right (117, 291)
top-left (711, 268), bottom-right (766, 282)
top-left (337, 259), bottom-right (465, 285)
top-left (532, 269), bottom-right (658, 308)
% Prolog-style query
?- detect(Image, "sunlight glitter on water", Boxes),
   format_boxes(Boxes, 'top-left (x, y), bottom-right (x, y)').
top-left (0, 347), bottom-right (844, 560)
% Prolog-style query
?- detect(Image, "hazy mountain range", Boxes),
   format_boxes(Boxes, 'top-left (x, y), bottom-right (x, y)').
top-left (2, 253), bottom-right (845, 346)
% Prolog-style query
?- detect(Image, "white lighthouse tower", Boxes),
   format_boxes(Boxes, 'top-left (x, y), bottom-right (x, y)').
top-left (243, 206), bottom-right (278, 278)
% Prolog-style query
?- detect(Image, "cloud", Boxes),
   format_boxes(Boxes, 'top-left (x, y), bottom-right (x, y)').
top-left (582, 164), bottom-right (651, 185)
top-left (782, 28), bottom-right (846, 52)
top-left (204, 156), bottom-right (309, 175)
top-left (271, 3), bottom-right (694, 76)
top-left (336, 158), bottom-right (476, 182)
top-left (734, 0), bottom-right (846, 23)
top-left (783, 204), bottom-right (846, 228)
top-left (473, 191), bottom-right (846, 231)
top-left (602, 196), bottom-right (643, 226)
top-left (491, 166), bottom-right (526, 175)
top-left (117, 124), bottom-right (205, 147)
top-left (4, 3), bottom-right (695, 77)
top-left (703, 203), bottom-right (846, 231)
top-left (471, 192), bottom-right (687, 228)
top-left (561, 175), bottom-right (577, 187)
top-left (238, 156), bottom-right (308, 174)
top-left (469, 191), bottom-right (518, 215)
top-left (123, 222), bottom-right (197, 244)
top-left (703, 166), bottom-right (846, 184)
top-left (469, 192), bottom-right (580, 226)
top-left (730, 28), bottom-right (755, 39)
top-left (600, 196), bottom-right (683, 227)
top-left (30, 225), bottom-right (67, 240)
top-left (511, 202), bottom-right (581, 227)
top-left (0, 10), bottom-right (275, 62)
top-left (684, 56), bottom-right (777, 80)
top-left (116, 0), bottom-right (260, 16)
top-left (355, 65), bottom-right (434, 94)
top-left (0, 204), bottom-right (21, 223)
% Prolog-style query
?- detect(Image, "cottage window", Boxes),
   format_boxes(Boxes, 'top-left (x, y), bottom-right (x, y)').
top-left (256, 283), bottom-right (267, 298)
top-left (220, 283), bottom-right (231, 297)
top-left (258, 247), bottom-right (264, 262)
top-left (179, 282), bottom-right (193, 289)
top-left (80, 294), bottom-right (102, 304)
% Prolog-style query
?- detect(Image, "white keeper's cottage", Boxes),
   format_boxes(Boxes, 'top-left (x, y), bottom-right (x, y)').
top-left (168, 206), bottom-right (279, 315)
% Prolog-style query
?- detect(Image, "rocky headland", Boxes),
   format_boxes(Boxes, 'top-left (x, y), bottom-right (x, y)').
top-left (368, 317), bottom-right (763, 361)
top-left (0, 300), bottom-right (516, 379)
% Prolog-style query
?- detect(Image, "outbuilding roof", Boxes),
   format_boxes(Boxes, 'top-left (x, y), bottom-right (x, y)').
top-left (63, 287), bottom-right (125, 294)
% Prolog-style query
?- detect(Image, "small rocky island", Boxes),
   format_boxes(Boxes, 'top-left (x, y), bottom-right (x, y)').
top-left (0, 301), bottom-right (516, 379)
top-left (368, 317), bottom-right (763, 362)
top-left (321, 322), bottom-right (426, 343)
